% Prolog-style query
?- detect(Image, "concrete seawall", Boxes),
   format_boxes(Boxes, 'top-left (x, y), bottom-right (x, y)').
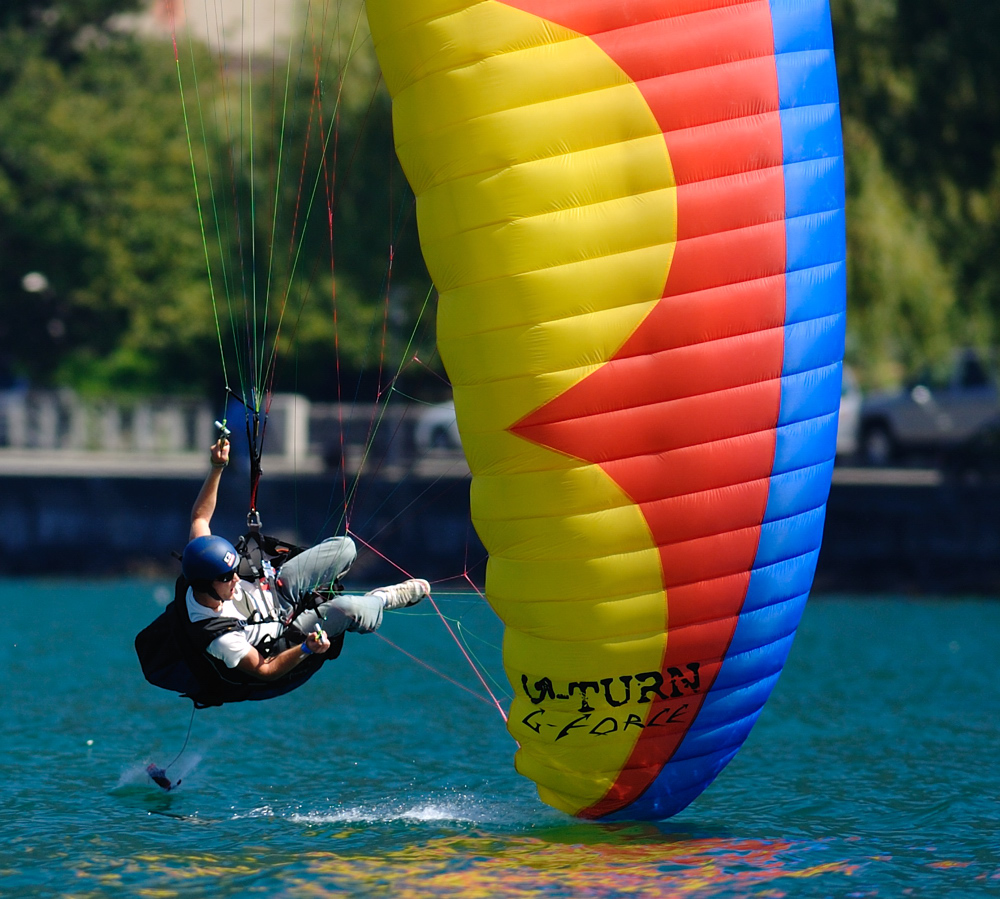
top-left (0, 458), bottom-right (479, 585)
top-left (819, 469), bottom-right (1000, 594)
top-left (3, 461), bottom-right (999, 593)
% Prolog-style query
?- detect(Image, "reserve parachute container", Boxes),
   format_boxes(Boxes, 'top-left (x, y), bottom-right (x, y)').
top-left (367, 0), bottom-right (846, 819)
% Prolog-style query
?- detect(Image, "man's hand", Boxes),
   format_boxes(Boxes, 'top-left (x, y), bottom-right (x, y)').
top-left (210, 438), bottom-right (230, 469)
top-left (305, 626), bottom-right (331, 655)
top-left (190, 438), bottom-right (231, 539)
top-left (236, 626), bottom-right (331, 680)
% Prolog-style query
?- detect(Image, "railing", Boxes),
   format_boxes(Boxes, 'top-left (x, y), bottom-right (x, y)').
top-left (0, 391), bottom-right (468, 479)
top-left (0, 390), bottom-right (215, 453)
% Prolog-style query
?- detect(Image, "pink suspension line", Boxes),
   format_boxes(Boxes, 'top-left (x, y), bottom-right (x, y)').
top-left (349, 528), bottom-right (509, 724)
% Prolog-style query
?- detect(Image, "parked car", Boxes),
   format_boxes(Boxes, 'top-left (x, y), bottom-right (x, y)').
top-left (837, 366), bottom-right (861, 459)
top-left (858, 349), bottom-right (1000, 465)
top-left (414, 400), bottom-right (462, 450)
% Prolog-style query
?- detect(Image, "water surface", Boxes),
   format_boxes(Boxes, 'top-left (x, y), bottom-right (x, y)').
top-left (3, 581), bottom-right (999, 897)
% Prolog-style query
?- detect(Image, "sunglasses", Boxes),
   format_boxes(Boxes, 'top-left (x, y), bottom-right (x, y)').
top-left (215, 570), bottom-right (239, 583)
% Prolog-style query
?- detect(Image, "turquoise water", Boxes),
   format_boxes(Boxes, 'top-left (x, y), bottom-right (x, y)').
top-left (3, 581), bottom-right (999, 898)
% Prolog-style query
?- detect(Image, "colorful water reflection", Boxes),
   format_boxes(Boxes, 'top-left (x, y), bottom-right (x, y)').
top-left (58, 828), bottom-right (870, 898)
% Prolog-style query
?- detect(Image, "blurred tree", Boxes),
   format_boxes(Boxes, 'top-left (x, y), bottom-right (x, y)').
top-left (0, 37), bottom-right (217, 393)
top-left (0, 1), bottom-right (143, 93)
top-left (833, 0), bottom-right (1000, 384)
top-left (9, 1), bottom-right (1000, 398)
top-left (0, 1), bottom-right (433, 401)
top-left (844, 119), bottom-right (958, 386)
top-left (890, 1), bottom-right (1000, 356)
top-left (164, 1), bottom-right (432, 403)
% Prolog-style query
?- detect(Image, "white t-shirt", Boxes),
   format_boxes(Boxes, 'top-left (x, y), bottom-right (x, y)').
top-left (186, 580), bottom-right (285, 668)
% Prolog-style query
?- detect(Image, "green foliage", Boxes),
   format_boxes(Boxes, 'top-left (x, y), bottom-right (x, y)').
top-left (0, 1), bottom-right (432, 400)
top-left (843, 119), bottom-right (959, 386)
top-left (0, 1), bottom-right (143, 76)
top-left (167, 1), bottom-right (431, 402)
top-left (0, 37), bottom-right (216, 393)
top-left (833, 0), bottom-right (1000, 385)
top-left (6, 1), bottom-right (1000, 397)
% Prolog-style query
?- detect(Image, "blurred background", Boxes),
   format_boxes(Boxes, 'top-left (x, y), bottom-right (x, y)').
top-left (4, 0), bottom-right (1000, 591)
top-left (6, 12), bottom-right (999, 897)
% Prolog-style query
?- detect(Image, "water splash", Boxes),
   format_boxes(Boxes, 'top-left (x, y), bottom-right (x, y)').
top-left (114, 753), bottom-right (204, 792)
top-left (290, 794), bottom-right (503, 826)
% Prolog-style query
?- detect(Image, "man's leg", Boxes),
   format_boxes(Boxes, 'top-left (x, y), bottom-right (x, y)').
top-left (278, 536), bottom-right (382, 637)
top-left (290, 593), bottom-right (385, 639)
top-left (278, 536), bottom-right (429, 640)
top-left (292, 576), bottom-right (431, 639)
top-left (277, 536), bottom-right (357, 599)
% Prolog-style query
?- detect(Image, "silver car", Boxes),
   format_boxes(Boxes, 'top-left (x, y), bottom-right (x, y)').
top-left (859, 350), bottom-right (1000, 465)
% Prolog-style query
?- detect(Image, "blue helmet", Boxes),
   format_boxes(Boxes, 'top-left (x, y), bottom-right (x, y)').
top-left (182, 535), bottom-right (239, 583)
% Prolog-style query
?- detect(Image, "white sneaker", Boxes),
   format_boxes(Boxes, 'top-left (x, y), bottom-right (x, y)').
top-left (367, 578), bottom-right (430, 610)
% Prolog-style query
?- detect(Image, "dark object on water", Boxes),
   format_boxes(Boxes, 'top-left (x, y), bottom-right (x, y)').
top-left (146, 763), bottom-right (179, 791)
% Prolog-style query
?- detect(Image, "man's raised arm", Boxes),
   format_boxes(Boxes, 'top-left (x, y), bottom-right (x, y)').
top-left (189, 438), bottom-right (230, 541)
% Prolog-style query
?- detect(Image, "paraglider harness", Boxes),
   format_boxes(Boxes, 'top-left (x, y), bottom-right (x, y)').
top-left (135, 519), bottom-right (345, 709)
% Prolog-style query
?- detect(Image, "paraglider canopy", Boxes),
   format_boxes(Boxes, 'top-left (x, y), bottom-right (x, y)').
top-left (367, 0), bottom-right (846, 820)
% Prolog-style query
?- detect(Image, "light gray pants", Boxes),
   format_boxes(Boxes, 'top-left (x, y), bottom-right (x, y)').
top-left (278, 536), bottom-right (383, 637)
